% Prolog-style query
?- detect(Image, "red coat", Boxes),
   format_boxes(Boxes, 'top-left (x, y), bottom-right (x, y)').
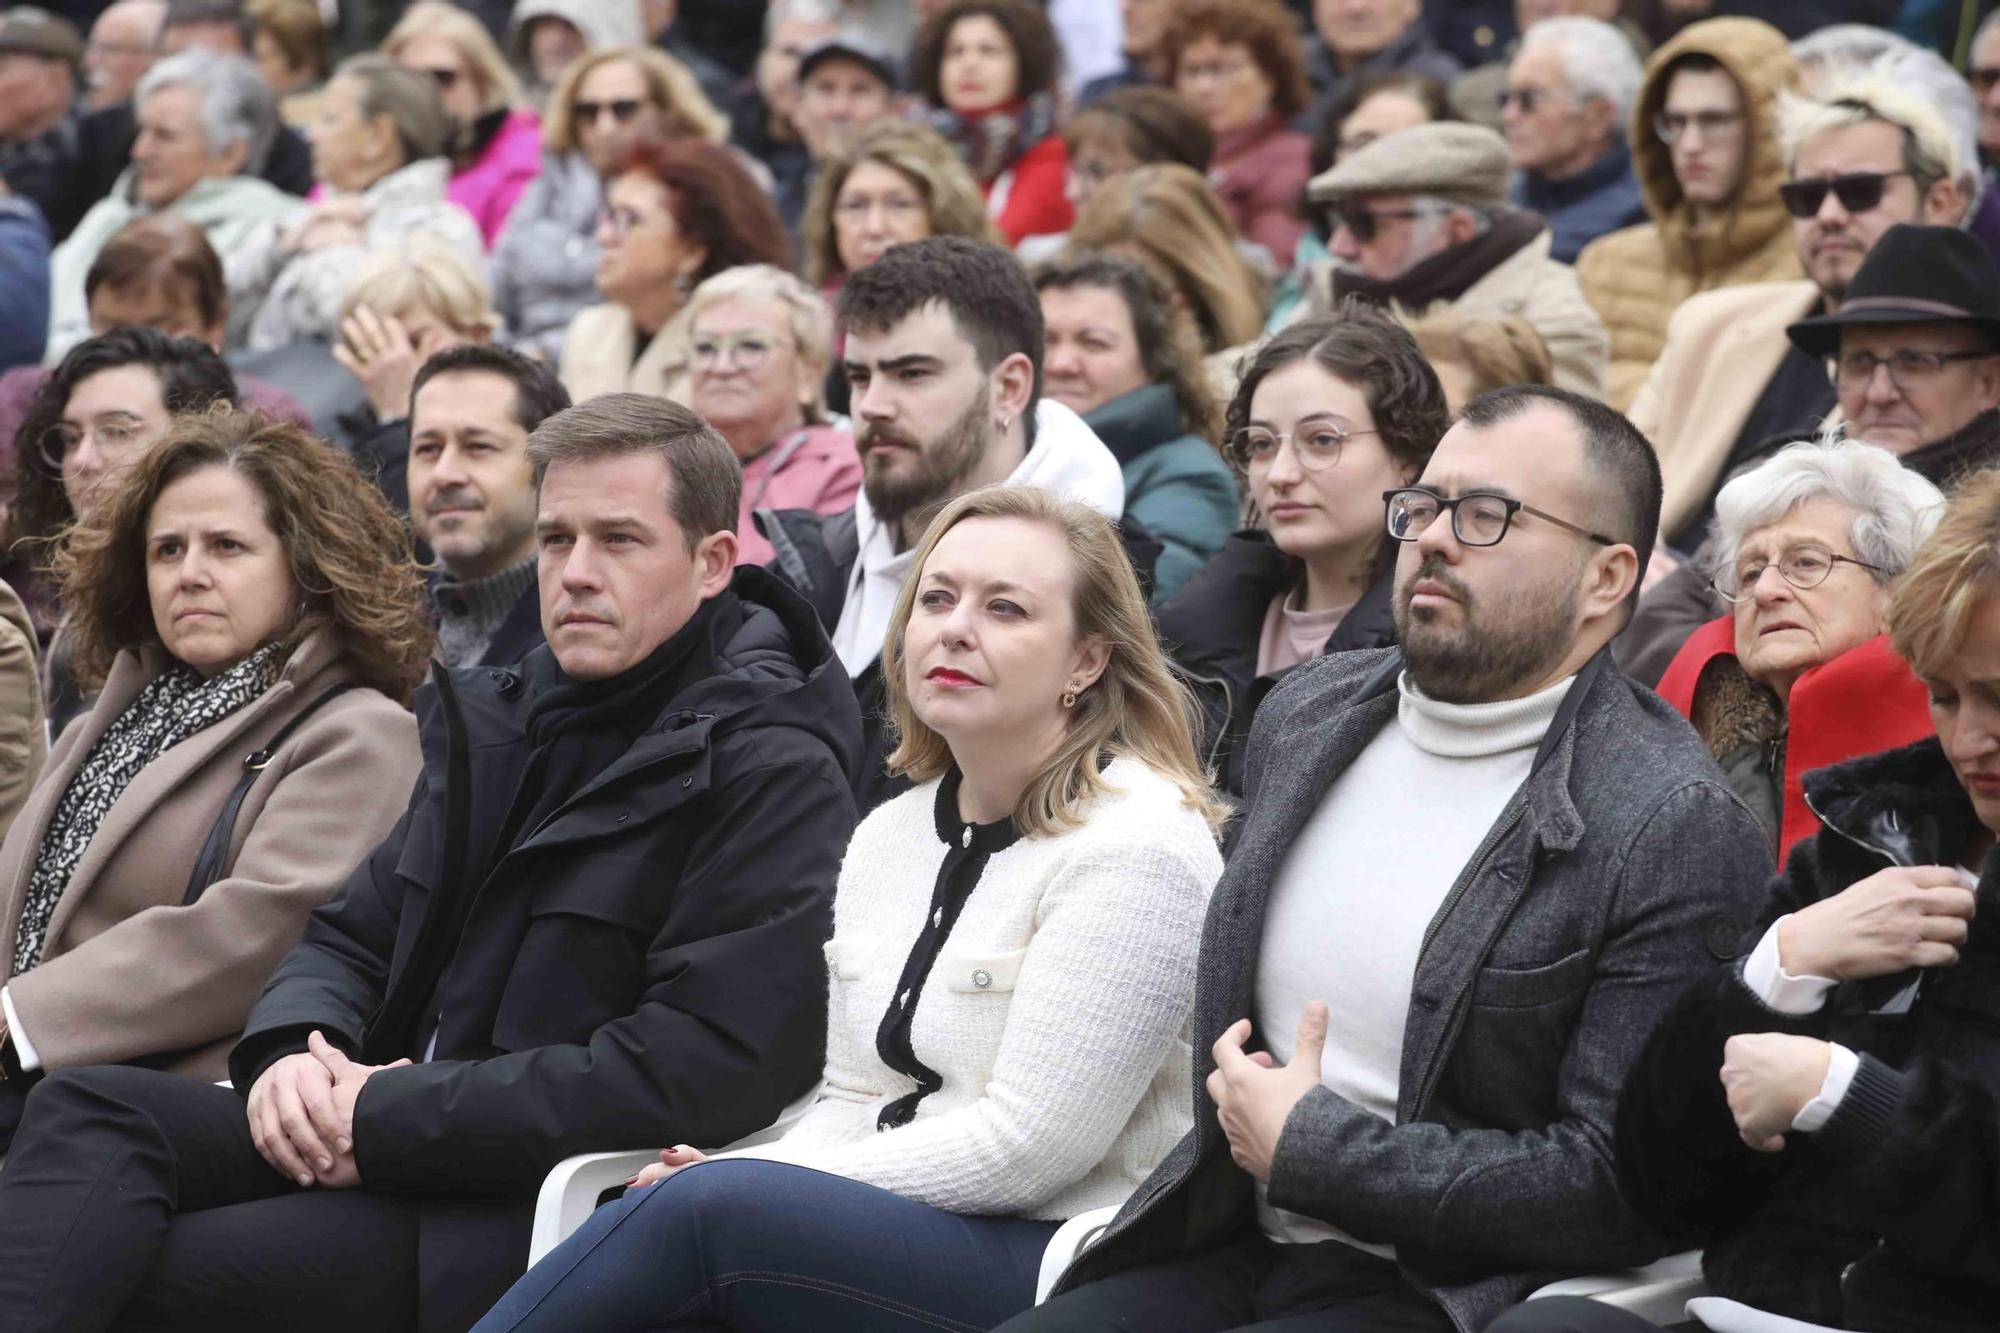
top-left (987, 134), bottom-right (1072, 247)
top-left (1658, 618), bottom-right (1934, 865)
top-left (1212, 114), bottom-right (1310, 272)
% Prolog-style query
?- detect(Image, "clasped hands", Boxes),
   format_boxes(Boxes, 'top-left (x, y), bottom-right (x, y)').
top-left (246, 1030), bottom-right (410, 1189)
top-left (1206, 1001), bottom-right (1329, 1183)
top-left (1724, 866), bottom-right (1976, 1153)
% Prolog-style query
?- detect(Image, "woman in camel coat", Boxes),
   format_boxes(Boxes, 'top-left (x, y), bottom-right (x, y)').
top-left (0, 411), bottom-right (430, 1138)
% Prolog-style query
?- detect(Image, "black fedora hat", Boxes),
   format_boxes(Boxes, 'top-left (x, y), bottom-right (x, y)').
top-left (1788, 224), bottom-right (2000, 359)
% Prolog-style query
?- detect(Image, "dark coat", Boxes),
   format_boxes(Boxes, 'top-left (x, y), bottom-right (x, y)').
top-left (227, 566), bottom-right (861, 1333)
top-left (1615, 737), bottom-right (2000, 1331)
top-left (1156, 531), bottom-right (1395, 796)
top-left (1048, 648), bottom-right (1770, 1333)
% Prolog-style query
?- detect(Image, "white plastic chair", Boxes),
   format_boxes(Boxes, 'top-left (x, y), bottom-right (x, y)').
top-left (1033, 1205), bottom-right (1705, 1321)
top-left (526, 1084), bottom-right (821, 1266)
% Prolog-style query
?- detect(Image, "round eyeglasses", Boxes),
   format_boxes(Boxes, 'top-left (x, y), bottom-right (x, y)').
top-left (1712, 544), bottom-right (1883, 603)
top-left (1226, 423), bottom-right (1375, 473)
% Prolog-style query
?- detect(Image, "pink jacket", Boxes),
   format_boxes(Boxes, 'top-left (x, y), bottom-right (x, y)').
top-left (1212, 114), bottom-right (1311, 273)
top-left (451, 109), bottom-right (544, 249)
top-left (736, 424), bottom-right (862, 566)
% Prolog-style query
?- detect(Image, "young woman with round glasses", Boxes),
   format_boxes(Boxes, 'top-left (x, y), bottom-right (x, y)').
top-left (1156, 301), bottom-right (1448, 792)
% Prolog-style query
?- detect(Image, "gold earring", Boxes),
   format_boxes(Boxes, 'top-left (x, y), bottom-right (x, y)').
top-left (1061, 689), bottom-right (1077, 708)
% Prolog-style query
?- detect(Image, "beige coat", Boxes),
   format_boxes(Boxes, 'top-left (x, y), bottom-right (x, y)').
top-left (1302, 228), bottom-right (1611, 399)
top-left (0, 630), bottom-right (420, 1079)
top-left (1576, 18), bottom-right (1802, 411)
top-left (1627, 278), bottom-right (1824, 540)
top-left (558, 300), bottom-right (694, 405)
top-left (0, 580), bottom-right (44, 849)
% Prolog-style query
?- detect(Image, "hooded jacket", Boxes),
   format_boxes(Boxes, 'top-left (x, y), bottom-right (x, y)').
top-left (1083, 383), bottom-right (1237, 604)
top-left (1576, 18), bottom-right (1802, 410)
top-left (1617, 737), bottom-right (2000, 1331)
top-left (228, 566), bottom-right (860, 1331)
top-left (504, 0), bottom-right (641, 73)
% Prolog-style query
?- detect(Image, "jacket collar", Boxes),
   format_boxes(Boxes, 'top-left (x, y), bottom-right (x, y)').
top-left (1515, 138), bottom-right (1633, 212)
top-left (1083, 383), bottom-right (1183, 467)
top-left (1898, 407), bottom-right (2000, 490)
top-left (1802, 737), bottom-right (1978, 868)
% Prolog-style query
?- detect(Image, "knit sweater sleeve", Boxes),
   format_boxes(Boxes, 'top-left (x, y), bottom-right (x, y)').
top-left (743, 830), bottom-right (1216, 1214)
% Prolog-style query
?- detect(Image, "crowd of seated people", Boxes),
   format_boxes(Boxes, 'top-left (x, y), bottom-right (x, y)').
top-left (0, 3), bottom-right (1997, 1331)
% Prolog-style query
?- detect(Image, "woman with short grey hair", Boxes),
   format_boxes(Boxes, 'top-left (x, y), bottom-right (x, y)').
top-left (1657, 439), bottom-right (1945, 862)
top-left (45, 51), bottom-right (300, 361)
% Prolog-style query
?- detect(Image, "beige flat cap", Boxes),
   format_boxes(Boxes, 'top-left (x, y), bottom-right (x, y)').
top-left (1307, 122), bottom-right (1512, 213)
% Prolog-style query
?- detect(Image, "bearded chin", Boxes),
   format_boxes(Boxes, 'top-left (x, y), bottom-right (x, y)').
top-left (1397, 568), bottom-right (1582, 706)
top-left (860, 387), bottom-right (992, 528)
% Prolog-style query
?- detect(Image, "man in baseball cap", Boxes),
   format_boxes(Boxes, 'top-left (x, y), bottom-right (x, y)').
top-left (1297, 120), bottom-right (1610, 399)
top-left (794, 31), bottom-right (900, 161)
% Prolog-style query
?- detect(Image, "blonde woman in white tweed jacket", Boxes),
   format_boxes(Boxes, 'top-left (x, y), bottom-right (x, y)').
top-left (472, 486), bottom-right (1226, 1333)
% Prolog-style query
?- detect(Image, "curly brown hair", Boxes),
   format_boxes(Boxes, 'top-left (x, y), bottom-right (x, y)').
top-left (911, 0), bottom-right (1063, 106)
top-left (1161, 0), bottom-right (1311, 122)
top-left (56, 407), bottom-right (435, 702)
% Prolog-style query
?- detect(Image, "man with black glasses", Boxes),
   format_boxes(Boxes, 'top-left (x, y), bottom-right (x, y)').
top-left (1625, 79), bottom-right (1967, 557)
top-left (1297, 121), bottom-right (1610, 398)
top-left (1007, 386), bottom-right (1768, 1333)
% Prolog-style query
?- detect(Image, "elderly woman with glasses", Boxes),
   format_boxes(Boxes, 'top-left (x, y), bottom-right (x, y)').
top-left (1158, 301), bottom-right (1447, 793)
top-left (1656, 439), bottom-right (1943, 865)
top-left (683, 265), bottom-right (859, 567)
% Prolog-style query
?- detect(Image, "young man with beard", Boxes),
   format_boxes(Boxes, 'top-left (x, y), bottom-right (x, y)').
top-left (1003, 386), bottom-right (1770, 1333)
top-left (758, 235), bottom-right (1131, 812)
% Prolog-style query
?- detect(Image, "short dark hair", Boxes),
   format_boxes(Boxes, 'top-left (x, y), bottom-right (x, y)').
top-left (617, 138), bottom-right (794, 289)
top-left (85, 215), bottom-right (228, 332)
top-left (1065, 87), bottom-right (1214, 174)
top-left (1227, 300), bottom-right (1449, 479)
top-left (409, 344), bottom-right (571, 436)
top-left (1459, 384), bottom-right (1662, 595)
top-left (525, 393), bottom-right (740, 552)
top-left (162, 0), bottom-right (254, 52)
top-left (839, 236), bottom-right (1044, 436)
top-left (10, 328), bottom-right (239, 547)
top-left (1161, 0), bottom-right (1311, 121)
top-left (1033, 251), bottom-right (1220, 443)
top-left (912, 0), bottom-right (1062, 104)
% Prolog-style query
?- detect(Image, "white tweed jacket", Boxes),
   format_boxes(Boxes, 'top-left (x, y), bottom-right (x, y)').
top-left (730, 756), bottom-right (1222, 1220)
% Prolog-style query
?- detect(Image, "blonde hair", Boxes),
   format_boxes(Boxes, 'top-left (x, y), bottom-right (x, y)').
top-left (383, 1), bottom-right (522, 115)
top-left (339, 235), bottom-right (499, 338)
top-left (800, 120), bottom-right (999, 287)
top-left (542, 46), bottom-right (727, 153)
top-left (883, 485), bottom-right (1228, 837)
top-left (1400, 306), bottom-right (1554, 402)
top-left (1780, 76), bottom-right (1959, 189)
top-left (1888, 466), bottom-right (2000, 679)
top-left (684, 264), bottom-right (835, 417)
top-left (1066, 163), bottom-right (1268, 354)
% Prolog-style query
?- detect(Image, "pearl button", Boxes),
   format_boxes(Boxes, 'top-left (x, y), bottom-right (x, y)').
top-left (961, 827), bottom-right (972, 848)
top-left (972, 969), bottom-right (992, 989)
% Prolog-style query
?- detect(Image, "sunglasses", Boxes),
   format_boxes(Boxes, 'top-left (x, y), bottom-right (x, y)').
top-left (1777, 170), bottom-right (1912, 219)
top-left (574, 98), bottom-right (646, 126)
top-left (1331, 205), bottom-right (1435, 243)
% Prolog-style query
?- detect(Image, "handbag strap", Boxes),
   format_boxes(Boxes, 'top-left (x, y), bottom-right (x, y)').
top-left (181, 683), bottom-right (362, 906)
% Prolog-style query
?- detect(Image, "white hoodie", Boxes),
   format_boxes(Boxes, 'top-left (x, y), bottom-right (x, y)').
top-left (830, 399), bottom-right (1126, 676)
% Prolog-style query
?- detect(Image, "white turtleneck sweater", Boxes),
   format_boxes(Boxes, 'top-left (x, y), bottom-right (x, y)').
top-left (1255, 669), bottom-right (1575, 1255)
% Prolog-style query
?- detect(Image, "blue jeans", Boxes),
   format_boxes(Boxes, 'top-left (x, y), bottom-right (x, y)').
top-left (470, 1158), bottom-right (1061, 1332)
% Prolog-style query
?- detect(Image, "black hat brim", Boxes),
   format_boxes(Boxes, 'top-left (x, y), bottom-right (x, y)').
top-left (1786, 306), bottom-right (2000, 360)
